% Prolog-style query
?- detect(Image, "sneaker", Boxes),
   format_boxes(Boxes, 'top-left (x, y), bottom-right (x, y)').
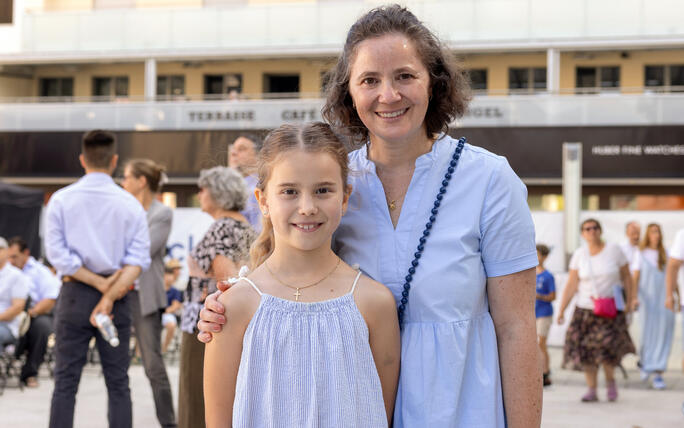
top-left (640, 369), bottom-right (651, 382)
top-left (607, 380), bottom-right (618, 402)
top-left (652, 375), bottom-right (666, 390)
top-left (581, 388), bottom-right (598, 402)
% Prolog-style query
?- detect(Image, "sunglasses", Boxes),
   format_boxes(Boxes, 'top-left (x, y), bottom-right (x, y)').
top-left (582, 226), bottom-right (600, 232)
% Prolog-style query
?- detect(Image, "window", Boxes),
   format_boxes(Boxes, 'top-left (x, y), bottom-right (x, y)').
top-left (0, 0), bottom-right (12, 24)
top-left (468, 69), bottom-right (487, 91)
top-left (264, 74), bottom-right (300, 98)
top-left (576, 66), bottom-right (620, 94)
top-left (39, 78), bottom-right (74, 99)
top-left (157, 75), bottom-right (185, 99)
top-left (645, 65), bottom-right (684, 92)
top-left (508, 67), bottom-right (546, 93)
top-left (203, 73), bottom-right (243, 100)
top-left (92, 76), bottom-right (129, 100)
top-left (610, 195), bottom-right (684, 210)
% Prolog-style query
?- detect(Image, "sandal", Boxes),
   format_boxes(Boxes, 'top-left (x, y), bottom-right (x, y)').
top-left (607, 380), bottom-right (618, 401)
top-left (581, 388), bottom-right (598, 402)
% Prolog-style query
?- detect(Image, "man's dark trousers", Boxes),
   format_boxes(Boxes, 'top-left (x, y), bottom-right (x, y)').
top-left (18, 313), bottom-right (53, 382)
top-left (49, 281), bottom-right (132, 428)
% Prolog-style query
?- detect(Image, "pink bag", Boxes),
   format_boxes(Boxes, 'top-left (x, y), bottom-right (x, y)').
top-left (592, 297), bottom-right (617, 319)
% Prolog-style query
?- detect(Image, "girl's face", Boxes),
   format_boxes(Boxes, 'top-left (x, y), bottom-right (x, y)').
top-left (257, 150), bottom-right (350, 253)
top-left (647, 226), bottom-right (661, 247)
top-left (348, 33), bottom-right (431, 147)
top-left (121, 165), bottom-right (146, 195)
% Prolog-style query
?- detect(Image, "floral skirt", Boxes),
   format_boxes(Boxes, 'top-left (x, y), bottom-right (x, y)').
top-left (563, 307), bottom-right (635, 371)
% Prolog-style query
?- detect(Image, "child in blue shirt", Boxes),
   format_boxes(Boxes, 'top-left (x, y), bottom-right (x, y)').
top-left (536, 244), bottom-right (556, 386)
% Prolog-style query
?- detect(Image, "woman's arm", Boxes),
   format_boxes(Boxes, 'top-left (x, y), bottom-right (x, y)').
top-left (556, 270), bottom-right (579, 324)
top-left (357, 279), bottom-right (401, 425)
top-left (619, 264), bottom-right (636, 312)
top-left (665, 257), bottom-right (682, 311)
top-left (204, 283), bottom-right (257, 428)
top-left (487, 268), bottom-right (541, 428)
top-left (210, 255), bottom-right (239, 283)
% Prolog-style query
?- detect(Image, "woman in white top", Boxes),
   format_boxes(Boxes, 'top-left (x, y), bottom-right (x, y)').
top-left (557, 218), bottom-right (635, 402)
top-left (634, 223), bottom-right (673, 389)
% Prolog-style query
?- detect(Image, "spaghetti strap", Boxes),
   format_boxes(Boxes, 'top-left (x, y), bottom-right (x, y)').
top-left (349, 269), bottom-right (363, 295)
top-left (228, 265), bottom-right (262, 296)
top-left (240, 277), bottom-right (263, 296)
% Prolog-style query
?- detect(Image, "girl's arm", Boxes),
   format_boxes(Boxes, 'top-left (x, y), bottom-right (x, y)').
top-left (556, 270), bottom-right (579, 324)
top-left (204, 282), bottom-right (258, 428)
top-left (357, 278), bottom-right (401, 426)
top-left (487, 268), bottom-right (542, 428)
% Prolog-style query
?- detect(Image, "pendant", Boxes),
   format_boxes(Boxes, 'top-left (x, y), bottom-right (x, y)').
top-left (388, 200), bottom-right (396, 211)
top-left (293, 288), bottom-right (302, 301)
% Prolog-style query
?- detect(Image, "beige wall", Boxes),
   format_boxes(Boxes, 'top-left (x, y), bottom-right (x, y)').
top-left (0, 76), bottom-right (34, 98)
top-left (43, 0), bottom-right (92, 11)
top-left (3, 49), bottom-right (683, 99)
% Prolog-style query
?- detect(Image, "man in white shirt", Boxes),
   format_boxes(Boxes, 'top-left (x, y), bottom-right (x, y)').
top-left (619, 221), bottom-right (641, 272)
top-left (8, 236), bottom-right (61, 387)
top-left (0, 237), bottom-right (31, 347)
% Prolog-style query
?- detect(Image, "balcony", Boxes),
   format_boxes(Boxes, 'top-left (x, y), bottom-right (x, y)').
top-left (2, 0), bottom-right (684, 62)
top-left (1, 93), bottom-right (683, 132)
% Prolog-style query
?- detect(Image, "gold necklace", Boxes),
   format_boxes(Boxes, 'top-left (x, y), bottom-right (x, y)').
top-left (265, 257), bottom-right (341, 301)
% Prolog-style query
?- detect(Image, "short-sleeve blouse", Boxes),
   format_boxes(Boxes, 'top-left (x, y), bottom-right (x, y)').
top-left (181, 217), bottom-right (255, 333)
top-left (333, 134), bottom-right (538, 428)
top-left (568, 242), bottom-right (628, 310)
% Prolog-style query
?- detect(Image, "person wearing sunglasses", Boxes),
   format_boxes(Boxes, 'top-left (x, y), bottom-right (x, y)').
top-left (557, 218), bottom-right (635, 402)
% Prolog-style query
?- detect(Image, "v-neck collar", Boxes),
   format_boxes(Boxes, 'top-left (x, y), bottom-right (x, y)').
top-left (357, 133), bottom-right (449, 174)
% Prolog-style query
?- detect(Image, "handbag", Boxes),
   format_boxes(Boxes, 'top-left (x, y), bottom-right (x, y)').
top-left (584, 247), bottom-right (618, 319)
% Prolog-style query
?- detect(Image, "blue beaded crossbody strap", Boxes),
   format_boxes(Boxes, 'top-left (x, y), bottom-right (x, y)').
top-left (397, 136), bottom-right (466, 328)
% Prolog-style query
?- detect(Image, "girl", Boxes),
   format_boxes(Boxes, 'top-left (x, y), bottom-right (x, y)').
top-left (203, 122), bottom-right (401, 428)
top-left (634, 223), bottom-right (674, 389)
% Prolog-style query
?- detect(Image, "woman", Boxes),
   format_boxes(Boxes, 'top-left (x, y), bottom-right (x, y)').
top-left (199, 5), bottom-right (541, 427)
top-left (557, 218), bottom-right (635, 402)
top-left (121, 159), bottom-right (176, 428)
top-left (178, 166), bottom-right (256, 428)
top-left (634, 223), bottom-right (673, 389)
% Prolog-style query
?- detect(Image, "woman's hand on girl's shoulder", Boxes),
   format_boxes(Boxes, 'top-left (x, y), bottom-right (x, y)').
top-left (213, 279), bottom-right (261, 338)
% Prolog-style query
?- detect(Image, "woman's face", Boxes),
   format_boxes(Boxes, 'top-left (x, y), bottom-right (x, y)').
top-left (121, 165), bottom-right (146, 196)
top-left (581, 222), bottom-right (602, 243)
top-left (257, 150), bottom-right (350, 254)
top-left (348, 33), bottom-right (431, 147)
top-left (647, 226), bottom-right (661, 247)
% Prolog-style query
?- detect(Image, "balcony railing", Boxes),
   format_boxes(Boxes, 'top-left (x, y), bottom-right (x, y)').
top-left (1, 93), bottom-right (684, 132)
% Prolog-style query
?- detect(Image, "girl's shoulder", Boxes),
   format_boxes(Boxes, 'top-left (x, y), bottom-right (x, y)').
top-left (217, 276), bottom-right (262, 326)
top-left (353, 273), bottom-right (397, 317)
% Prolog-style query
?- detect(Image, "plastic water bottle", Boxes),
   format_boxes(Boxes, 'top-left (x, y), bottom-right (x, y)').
top-left (95, 313), bottom-right (120, 347)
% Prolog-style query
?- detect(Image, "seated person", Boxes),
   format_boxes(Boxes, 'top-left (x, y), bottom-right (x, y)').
top-left (162, 260), bottom-right (183, 354)
top-left (8, 236), bottom-right (61, 387)
top-left (0, 237), bottom-right (30, 348)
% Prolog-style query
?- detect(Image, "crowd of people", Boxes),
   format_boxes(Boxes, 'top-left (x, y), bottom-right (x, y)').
top-left (1, 4), bottom-right (683, 428)
top-left (534, 220), bottom-right (684, 400)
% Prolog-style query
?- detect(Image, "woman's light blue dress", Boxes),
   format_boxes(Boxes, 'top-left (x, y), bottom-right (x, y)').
top-left (334, 135), bottom-right (538, 427)
top-left (637, 250), bottom-right (674, 372)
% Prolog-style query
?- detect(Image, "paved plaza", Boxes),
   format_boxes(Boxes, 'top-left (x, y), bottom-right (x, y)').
top-left (1, 346), bottom-right (683, 427)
